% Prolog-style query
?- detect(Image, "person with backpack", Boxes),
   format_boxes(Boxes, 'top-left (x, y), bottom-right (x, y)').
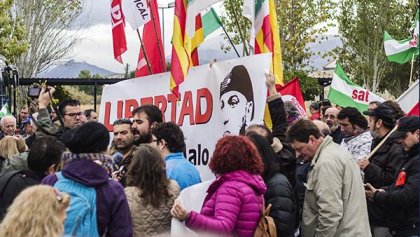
top-left (0, 136), bottom-right (65, 221)
top-left (42, 121), bottom-right (133, 237)
top-left (171, 135), bottom-right (266, 237)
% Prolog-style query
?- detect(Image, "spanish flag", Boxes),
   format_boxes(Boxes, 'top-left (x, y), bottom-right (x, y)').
top-left (170, 0), bottom-right (205, 97)
top-left (243, 0), bottom-right (284, 85)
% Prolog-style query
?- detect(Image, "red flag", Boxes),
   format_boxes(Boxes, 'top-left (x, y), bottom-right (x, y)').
top-left (111, 0), bottom-right (127, 64)
top-left (135, 0), bottom-right (166, 77)
top-left (277, 78), bottom-right (307, 117)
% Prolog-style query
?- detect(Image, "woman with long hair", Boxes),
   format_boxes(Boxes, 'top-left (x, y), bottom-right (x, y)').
top-left (171, 135), bottom-right (266, 237)
top-left (125, 144), bottom-right (180, 237)
top-left (0, 136), bottom-right (27, 160)
top-left (0, 185), bottom-right (69, 237)
top-left (247, 132), bottom-right (297, 237)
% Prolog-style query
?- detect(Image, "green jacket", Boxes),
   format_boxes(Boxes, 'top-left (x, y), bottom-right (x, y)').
top-left (302, 136), bottom-right (371, 237)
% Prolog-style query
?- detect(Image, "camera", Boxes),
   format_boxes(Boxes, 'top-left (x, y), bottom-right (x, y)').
top-left (28, 84), bottom-right (48, 98)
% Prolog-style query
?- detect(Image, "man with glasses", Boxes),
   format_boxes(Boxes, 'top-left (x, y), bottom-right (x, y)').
top-left (57, 99), bottom-right (83, 129)
top-left (110, 118), bottom-right (136, 186)
top-left (131, 104), bottom-right (163, 145)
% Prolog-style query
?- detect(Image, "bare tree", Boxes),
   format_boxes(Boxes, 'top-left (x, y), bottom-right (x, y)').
top-left (13, 0), bottom-right (83, 77)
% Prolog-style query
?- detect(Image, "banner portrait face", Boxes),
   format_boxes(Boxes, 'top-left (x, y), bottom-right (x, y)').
top-left (99, 54), bottom-right (272, 180)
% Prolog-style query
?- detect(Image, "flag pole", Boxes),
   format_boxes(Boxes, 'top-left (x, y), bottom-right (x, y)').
top-left (220, 24), bottom-right (240, 58)
top-left (228, 0), bottom-right (249, 56)
top-left (147, 0), bottom-right (167, 71)
top-left (409, 53), bottom-right (415, 85)
top-left (136, 29), bottom-right (153, 75)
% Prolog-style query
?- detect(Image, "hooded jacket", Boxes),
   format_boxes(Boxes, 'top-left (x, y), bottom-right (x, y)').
top-left (42, 158), bottom-right (132, 237)
top-left (186, 170), bottom-right (266, 237)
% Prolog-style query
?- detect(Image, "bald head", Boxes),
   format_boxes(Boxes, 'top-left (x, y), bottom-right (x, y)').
top-left (324, 107), bottom-right (340, 131)
top-left (0, 115), bottom-right (16, 136)
top-left (313, 120), bottom-right (331, 137)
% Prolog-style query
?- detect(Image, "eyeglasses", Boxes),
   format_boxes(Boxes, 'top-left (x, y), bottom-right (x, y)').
top-left (64, 112), bottom-right (83, 118)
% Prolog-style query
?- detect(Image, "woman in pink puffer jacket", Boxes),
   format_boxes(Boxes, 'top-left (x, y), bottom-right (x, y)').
top-left (172, 135), bottom-right (267, 237)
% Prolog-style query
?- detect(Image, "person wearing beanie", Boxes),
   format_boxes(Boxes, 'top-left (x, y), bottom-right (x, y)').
top-left (42, 122), bottom-right (133, 237)
top-left (361, 103), bottom-right (405, 236)
top-left (220, 65), bottom-right (254, 136)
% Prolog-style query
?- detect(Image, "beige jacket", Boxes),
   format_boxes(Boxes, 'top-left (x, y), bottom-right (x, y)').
top-left (302, 136), bottom-right (371, 237)
top-left (125, 180), bottom-right (180, 237)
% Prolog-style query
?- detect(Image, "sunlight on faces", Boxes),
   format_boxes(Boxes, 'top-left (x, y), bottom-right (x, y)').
top-left (220, 91), bottom-right (253, 136)
top-left (63, 106), bottom-right (83, 129)
top-left (290, 136), bottom-right (318, 160)
top-left (113, 124), bottom-right (134, 150)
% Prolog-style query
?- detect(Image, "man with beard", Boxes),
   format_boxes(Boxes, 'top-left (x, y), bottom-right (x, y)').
top-left (324, 107), bottom-right (344, 144)
top-left (361, 103), bottom-right (405, 237)
top-left (131, 105), bottom-right (163, 145)
top-left (110, 118), bottom-right (136, 186)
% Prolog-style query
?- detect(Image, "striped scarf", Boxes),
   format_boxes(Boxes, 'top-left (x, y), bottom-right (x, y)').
top-left (62, 152), bottom-right (114, 175)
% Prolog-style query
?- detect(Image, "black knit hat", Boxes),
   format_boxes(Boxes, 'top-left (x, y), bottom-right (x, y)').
top-left (61, 121), bottom-right (110, 154)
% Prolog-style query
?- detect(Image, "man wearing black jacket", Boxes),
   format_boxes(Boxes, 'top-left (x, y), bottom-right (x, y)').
top-left (0, 136), bottom-right (65, 220)
top-left (366, 116), bottom-right (419, 237)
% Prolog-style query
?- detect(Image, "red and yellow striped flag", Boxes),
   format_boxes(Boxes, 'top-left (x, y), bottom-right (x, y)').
top-left (170, 0), bottom-right (204, 97)
top-left (244, 0), bottom-right (284, 128)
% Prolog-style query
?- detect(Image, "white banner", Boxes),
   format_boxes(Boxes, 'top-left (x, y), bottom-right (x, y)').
top-left (122, 0), bottom-right (151, 30)
top-left (99, 54), bottom-right (271, 180)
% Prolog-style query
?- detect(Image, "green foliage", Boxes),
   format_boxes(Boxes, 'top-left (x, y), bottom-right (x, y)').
top-left (77, 70), bottom-right (103, 96)
top-left (0, 0), bottom-right (28, 62)
top-left (284, 70), bottom-right (321, 101)
top-left (14, 0), bottom-right (83, 77)
top-left (276, 0), bottom-right (337, 71)
top-left (335, 0), bottom-right (418, 95)
top-left (52, 86), bottom-right (72, 104)
top-left (220, 0), bottom-right (336, 70)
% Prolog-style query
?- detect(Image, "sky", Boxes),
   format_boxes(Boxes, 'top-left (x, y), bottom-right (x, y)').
top-left (70, 0), bottom-right (232, 74)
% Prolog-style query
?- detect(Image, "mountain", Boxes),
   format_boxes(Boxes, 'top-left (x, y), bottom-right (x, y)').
top-left (37, 59), bottom-right (116, 78)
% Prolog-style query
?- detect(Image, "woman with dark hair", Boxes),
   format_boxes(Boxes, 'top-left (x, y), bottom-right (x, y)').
top-left (125, 144), bottom-right (180, 237)
top-left (247, 132), bottom-right (297, 237)
top-left (171, 135), bottom-right (266, 237)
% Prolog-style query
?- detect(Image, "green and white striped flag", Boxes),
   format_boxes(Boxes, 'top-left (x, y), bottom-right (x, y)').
top-left (328, 63), bottom-right (385, 112)
top-left (0, 103), bottom-right (11, 118)
top-left (202, 8), bottom-right (222, 38)
top-left (384, 10), bottom-right (419, 64)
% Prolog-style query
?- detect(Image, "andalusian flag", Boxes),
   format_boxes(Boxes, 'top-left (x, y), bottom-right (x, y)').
top-left (170, 0), bottom-right (222, 97)
top-left (328, 63), bottom-right (384, 112)
top-left (0, 104), bottom-right (11, 118)
top-left (243, 0), bottom-right (284, 85)
top-left (384, 10), bottom-right (419, 64)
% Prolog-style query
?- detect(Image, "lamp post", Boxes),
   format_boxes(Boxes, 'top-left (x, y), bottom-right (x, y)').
top-left (158, 2), bottom-right (175, 51)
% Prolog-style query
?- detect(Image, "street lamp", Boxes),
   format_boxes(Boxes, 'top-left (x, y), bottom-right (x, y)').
top-left (158, 2), bottom-right (175, 50)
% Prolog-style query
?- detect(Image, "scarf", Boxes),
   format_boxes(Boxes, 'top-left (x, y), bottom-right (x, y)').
top-left (62, 152), bottom-right (114, 175)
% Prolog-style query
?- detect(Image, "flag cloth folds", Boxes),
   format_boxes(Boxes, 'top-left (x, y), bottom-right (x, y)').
top-left (202, 8), bottom-right (222, 38)
top-left (243, 0), bottom-right (284, 85)
top-left (135, 0), bottom-right (165, 77)
top-left (328, 63), bottom-right (385, 112)
top-left (397, 80), bottom-right (419, 116)
top-left (264, 78), bottom-right (306, 129)
top-left (122, 0), bottom-right (151, 30)
top-left (384, 10), bottom-right (419, 64)
top-left (170, 0), bottom-right (220, 96)
top-left (111, 0), bottom-right (127, 64)
top-left (0, 104), bottom-right (11, 118)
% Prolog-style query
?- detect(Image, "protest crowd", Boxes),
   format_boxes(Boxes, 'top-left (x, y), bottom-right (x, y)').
top-left (0, 69), bottom-right (417, 237)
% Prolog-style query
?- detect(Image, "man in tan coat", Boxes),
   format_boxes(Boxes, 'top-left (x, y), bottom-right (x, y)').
top-left (287, 119), bottom-right (371, 237)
